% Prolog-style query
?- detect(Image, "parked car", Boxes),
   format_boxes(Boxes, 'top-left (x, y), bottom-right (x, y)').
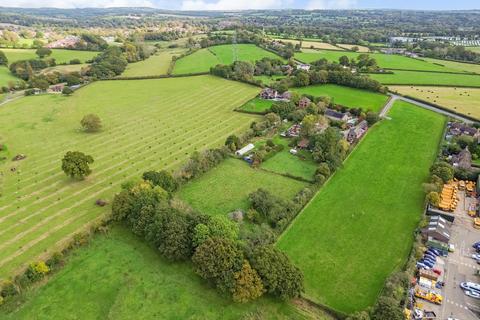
top-left (460, 282), bottom-right (480, 293)
top-left (432, 268), bottom-right (442, 275)
top-left (416, 262), bottom-right (431, 270)
top-left (423, 256), bottom-right (436, 263)
top-left (421, 260), bottom-right (435, 268)
top-left (465, 290), bottom-right (480, 299)
top-left (472, 253), bottom-right (480, 261)
top-left (473, 241), bottom-right (480, 248)
top-left (427, 248), bottom-right (440, 256)
top-left (424, 254), bottom-right (437, 261)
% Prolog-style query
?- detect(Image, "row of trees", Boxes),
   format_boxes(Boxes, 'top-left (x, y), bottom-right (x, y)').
top-left (111, 177), bottom-right (304, 302)
top-left (86, 46), bottom-right (127, 79)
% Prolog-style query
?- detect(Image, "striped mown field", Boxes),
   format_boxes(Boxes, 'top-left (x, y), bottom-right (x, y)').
top-left (0, 75), bottom-right (259, 281)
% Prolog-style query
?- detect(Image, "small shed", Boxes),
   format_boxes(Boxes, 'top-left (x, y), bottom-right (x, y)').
top-left (236, 143), bottom-right (255, 156)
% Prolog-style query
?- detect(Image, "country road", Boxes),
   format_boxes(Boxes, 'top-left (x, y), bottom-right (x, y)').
top-left (384, 93), bottom-right (474, 123)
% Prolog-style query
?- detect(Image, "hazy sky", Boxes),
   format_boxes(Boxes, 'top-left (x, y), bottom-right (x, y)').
top-left (0, 0), bottom-right (478, 10)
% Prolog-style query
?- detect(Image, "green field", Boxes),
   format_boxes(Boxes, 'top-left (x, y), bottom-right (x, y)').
top-left (1, 48), bottom-right (98, 65)
top-left (421, 57), bottom-right (480, 74)
top-left (41, 64), bottom-right (88, 75)
top-left (239, 97), bottom-right (274, 113)
top-left (277, 101), bottom-right (445, 313)
top-left (254, 75), bottom-right (286, 86)
top-left (370, 70), bottom-right (480, 87)
top-left (1, 226), bottom-right (307, 320)
top-left (173, 44), bottom-right (283, 75)
top-left (0, 66), bottom-right (21, 87)
top-left (390, 85), bottom-right (480, 120)
top-left (178, 158), bottom-right (308, 217)
top-left (0, 75), bottom-right (260, 281)
top-left (293, 84), bottom-right (389, 112)
top-left (295, 49), bottom-right (460, 72)
top-left (122, 49), bottom-right (186, 77)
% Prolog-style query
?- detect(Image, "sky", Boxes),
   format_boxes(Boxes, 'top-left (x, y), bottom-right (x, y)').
top-left (0, 0), bottom-right (478, 11)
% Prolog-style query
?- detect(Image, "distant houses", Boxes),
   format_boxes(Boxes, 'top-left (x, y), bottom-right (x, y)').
top-left (46, 35), bottom-right (80, 49)
top-left (259, 88), bottom-right (292, 101)
top-left (296, 64), bottom-right (311, 71)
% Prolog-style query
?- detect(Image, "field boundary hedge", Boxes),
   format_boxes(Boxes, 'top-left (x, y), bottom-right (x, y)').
top-left (109, 72), bottom-right (210, 81)
top-left (258, 167), bottom-right (315, 184)
top-left (381, 68), bottom-right (475, 75)
top-left (382, 82), bottom-right (480, 89)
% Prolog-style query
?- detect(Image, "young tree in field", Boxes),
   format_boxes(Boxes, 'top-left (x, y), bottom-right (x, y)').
top-left (0, 50), bottom-right (8, 66)
top-left (35, 47), bottom-right (52, 58)
top-left (61, 151), bottom-right (94, 179)
top-left (231, 260), bottom-right (265, 303)
top-left (80, 114), bottom-right (102, 132)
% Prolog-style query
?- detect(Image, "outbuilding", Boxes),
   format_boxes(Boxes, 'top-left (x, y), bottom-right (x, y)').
top-left (235, 143), bottom-right (255, 156)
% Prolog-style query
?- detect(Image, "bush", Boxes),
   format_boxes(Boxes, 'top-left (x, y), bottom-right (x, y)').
top-left (142, 170), bottom-right (179, 193)
top-left (62, 87), bottom-right (73, 95)
top-left (80, 114), bottom-right (102, 132)
top-left (0, 280), bottom-right (19, 298)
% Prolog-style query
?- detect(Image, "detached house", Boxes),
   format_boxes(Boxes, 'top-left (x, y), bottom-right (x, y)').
top-left (325, 109), bottom-right (349, 122)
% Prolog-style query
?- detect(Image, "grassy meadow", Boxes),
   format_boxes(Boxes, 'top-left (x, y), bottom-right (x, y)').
top-left (274, 38), bottom-right (342, 50)
top-left (173, 44), bottom-right (282, 75)
top-left (370, 70), bottom-right (480, 87)
top-left (390, 85), bottom-right (480, 119)
top-left (1, 48), bottom-right (98, 65)
top-left (277, 101), bottom-right (446, 313)
top-left (178, 158), bottom-right (308, 217)
top-left (122, 49), bottom-right (186, 77)
top-left (293, 84), bottom-right (389, 112)
top-left (0, 226), bottom-right (308, 320)
top-left (295, 49), bottom-right (460, 72)
top-left (337, 44), bottom-right (370, 52)
top-left (0, 66), bottom-right (21, 87)
top-left (421, 57), bottom-right (480, 74)
top-left (0, 75), bottom-right (260, 281)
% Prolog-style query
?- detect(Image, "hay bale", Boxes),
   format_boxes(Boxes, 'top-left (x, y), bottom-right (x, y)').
top-left (12, 154), bottom-right (26, 161)
top-left (95, 199), bottom-right (108, 207)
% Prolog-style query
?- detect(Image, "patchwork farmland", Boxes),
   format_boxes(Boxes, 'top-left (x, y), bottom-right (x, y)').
top-left (173, 44), bottom-right (283, 74)
top-left (370, 70), bottom-right (480, 87)
top-left (0, 75), bottom-right (259, 280)
top-left (277, 101), bottom-right (446, 313)
top-left (1, 48), bottom-right (98, 65)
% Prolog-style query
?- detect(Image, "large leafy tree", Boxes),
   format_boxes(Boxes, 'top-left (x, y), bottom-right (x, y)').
top-left (231, 260), bottom-right (265, 303)
top-left (80, 114), bottom-right (102, 133)
top-left (35, 47), bottom-right (52, 58)
top-left (142, 170), bottom-right (178, 193)
top-left (157, 210), bottom-right (193, 261)
top-left (61, 151), bottom-right (94, 179)
top-left (249, 245), bottom-right (304, 300)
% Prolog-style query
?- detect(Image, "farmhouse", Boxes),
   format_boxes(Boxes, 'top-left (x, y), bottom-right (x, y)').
top-left (448, 122), bottom-right (478, 137)
top-left (451, 147), bottom-right (472, 170)
top-left (345, 120), bottom-right (368, 144)
top-left (325, 109), bottom-right (350, 122)
top-left (297, 64), bottom-right (311, 71)
top-left (50, 84), bottom-right (65, 93)
top-left (298, 97), bottom-right (311, 109)
top-left (235, 143), bottom-right (255, 156)
top-left (259, 88), bottom-right (291, 101)
top-left (297, 138), bottom-right (309, 149)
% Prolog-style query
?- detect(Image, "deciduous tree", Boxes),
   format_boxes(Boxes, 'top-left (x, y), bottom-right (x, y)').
top-left (61, 151), bottom-right (94, 179)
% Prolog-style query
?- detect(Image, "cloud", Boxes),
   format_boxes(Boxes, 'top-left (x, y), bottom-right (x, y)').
top-left (0, 0), bottom-right (155, 8)
top-left (306, 0), bottom-right (357, 10)
top-left (181, 0), bottom-right (288, 10)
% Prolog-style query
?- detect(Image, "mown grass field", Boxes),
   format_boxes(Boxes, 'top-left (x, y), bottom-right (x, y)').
top-left (173, 44), bottom-right (282, 75)
top-left (40, 64), bottom-right (88, 75)
top-left (253, 75), bottom-right (286, 86)
top-left (178, 158), bottom-right (308, 217)
top-left (122, 49), bottom-right (186, 77)
top-left (295, 49), bottom-right (460, 72)
top-left (277, 101), bottom-right (445, 313)
top-left (239, 97), bottom-right (274, 113)
top-left (370, 70), bottom-right (480, 87)
top-left (336, 44), bottom-right (370, 52)
top-left (0, 75), bottom-right (260, 281)
top-left (293, 84), bottom-right (389, 112)
top-left (0, 226), bottom-right (309, 320)
top-left (1, 48), bottom-right (98, 65)
top-left (390, 85), bottom-right (480, 119)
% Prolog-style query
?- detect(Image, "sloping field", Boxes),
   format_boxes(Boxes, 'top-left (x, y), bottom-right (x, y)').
top-left (0, 75), bottom-right (259, 281)
top-left (277, 101), bottom-right (445, 313)
top-left (390, 85), bottom-right (480, 120)
top-left (1, 48), bottom-right (98, 64)
top-left (0, 66), bottom-right (21, 87)
top-left (293, 84), bottom-right (389, 112)
top-left (173, 44), bottom-right (282, 75)
top-left (295, 49), bottom-right (460, 72)
top-left (178, 158), bottom-right (307, 216)
top-left (1, 226), bottom-right (307, 320)
top-left (40, 64), bottom-right (88, 75)
top-left (370, 70), bottom-right (480, 87)
top-left (336, 44), bottom-right (370, 52)
top-left (122, 49), bottom-right (186, 77)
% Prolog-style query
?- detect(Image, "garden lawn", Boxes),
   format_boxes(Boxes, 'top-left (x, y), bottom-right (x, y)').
top-left (293, 84), bottom-right (389, 112)
top-left (277, 101), bottom-right (446, 313)
top-left (178, 158), bottom-right (308, 217)
top-left (173, 44), bottom-right (283, 74)
top-left (122, 49), bottom-right (186, 77)
top-left (0, 226), bottom-right (308, 320)
top-left (390, 85), bottom-right (480, 120)
top-left (239, 97), bottom-right (274, 113)
top-left (1, 48), bottom-right (98, 65)
top-left (261, 149), bottom-right (317, 181)
top-left (370, 70), bottom-right (480, 87)
top-left (0, 75), bottom-right (260, 282)
top-left (295, 49), bottom-right (460, 72)
top-left (254, 74), bottom-right (286, 86)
